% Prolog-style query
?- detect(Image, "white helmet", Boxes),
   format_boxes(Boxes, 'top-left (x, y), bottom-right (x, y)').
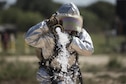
top-left (56, 2), bottom-right (83, 32)
top-left (57, 2), bottom-right (80, 15)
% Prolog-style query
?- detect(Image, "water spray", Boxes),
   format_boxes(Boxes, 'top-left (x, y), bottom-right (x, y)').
top-left (52, 25), bottom-right (75, 84)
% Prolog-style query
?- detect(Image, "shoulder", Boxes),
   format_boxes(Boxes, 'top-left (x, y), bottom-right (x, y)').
top-left (81, 28), bottom-right (89, 34)
top-left (79, 28), bottom-right (91, 38)
top-left (33, 20), bottom-right (47, 28)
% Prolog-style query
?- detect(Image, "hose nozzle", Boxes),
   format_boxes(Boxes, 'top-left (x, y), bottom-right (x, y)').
top-left (52, 24), bottom-right (64, 34)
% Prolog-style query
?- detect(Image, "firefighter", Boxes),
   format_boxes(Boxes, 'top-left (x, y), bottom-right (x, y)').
top-left (25, 2), bottom-right (94, 84)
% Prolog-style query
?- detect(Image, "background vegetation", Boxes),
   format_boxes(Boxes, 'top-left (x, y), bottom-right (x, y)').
top-left (0, 0), bottom-right (115, 32)
top-left (0, 0), bottom-right (126, 84)
top-left (0, 0), bottom-right (122, 55)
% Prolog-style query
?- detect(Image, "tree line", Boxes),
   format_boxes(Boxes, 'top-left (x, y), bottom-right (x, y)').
top-left (0, 0), bottom-right (115, 32)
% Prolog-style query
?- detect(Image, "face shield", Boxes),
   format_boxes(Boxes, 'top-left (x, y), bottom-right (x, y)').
top-left (57, 15), bottom-right (83, 32)
top-left (56, 2), bottom-right (83, 32)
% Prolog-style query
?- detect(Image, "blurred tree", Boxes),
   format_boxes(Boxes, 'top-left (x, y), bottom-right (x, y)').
top-left (116, 0), bottom-right (126, 35)
top-left (1, 8), bottom-right (19, 23)
top-left (17, 11), bottom-right (43, 31)
top-left (12, 0), bottom-right (59, 18)
top-left (86, 1), bottom-right (115, 29)
top-left (1, 8), bottom-right (43, 31)
top-left (0, 1), bottom-right (115, 33)
top-left (80, 9), bottom-right (102, 32)
top-left (0, 1), bottom-right (6, 9)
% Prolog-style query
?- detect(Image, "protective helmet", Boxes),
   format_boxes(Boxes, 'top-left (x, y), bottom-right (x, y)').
top-left (56, 2), bottom-right (83, 32)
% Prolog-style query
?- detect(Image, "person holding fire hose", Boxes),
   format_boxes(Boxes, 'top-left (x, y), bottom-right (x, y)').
top-left (25, 2), bottom-right (94, 84)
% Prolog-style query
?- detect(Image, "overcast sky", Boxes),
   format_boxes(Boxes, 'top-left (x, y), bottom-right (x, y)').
top-left (5, 0), bottom-right (116, 6)
top-left (53, 0), bottom-right (116, 6)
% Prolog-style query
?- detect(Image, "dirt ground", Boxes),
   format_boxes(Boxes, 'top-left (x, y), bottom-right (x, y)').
top-left (4, 54), bottom-right (126, 65)
top-left (2, 54), bottom-right (126, 84)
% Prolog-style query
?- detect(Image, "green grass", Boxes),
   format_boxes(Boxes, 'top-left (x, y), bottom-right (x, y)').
top-left (91, 33), bottom-right (125, 54)
top-left (15, 32), bottom-right (36, 55)
top-left (0, 58), bottom-right (38, 84)
top-left (107, 57), bottom-right (122, 69)
top-left (118, 75), bottom-right (126, 84)
top-left (0, 33), bottom-right (125, 55)
top-left (0, 32), bottom-right (36, 56)
top-left (0, 33), bottom-right (125, 84)
top-left (81, 63), bottom-right (105, 73)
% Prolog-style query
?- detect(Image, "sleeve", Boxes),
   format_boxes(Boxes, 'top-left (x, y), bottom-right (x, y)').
top-left (68, 29), bottom-right (94, 56)
top-left (24, 21), bottom-right (55, 48)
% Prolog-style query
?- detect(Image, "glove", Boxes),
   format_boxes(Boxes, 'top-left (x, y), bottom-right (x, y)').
top-left (70, 31), bottom-right (77, 36)
top-left (46, 16), bottom-right (59, 28)
top-left (66, 34), bottom-right (73, 49)
top-left (66, 31), bottom-right (78, 48)
top-left (67, 31), bottom-right (78, 37)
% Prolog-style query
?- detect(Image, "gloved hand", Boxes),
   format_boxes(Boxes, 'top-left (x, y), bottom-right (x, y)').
top-left (46, 16), bottom-right (59, 28)
top-left (66, 31), bottom-right (78, 37)
top-left (46, 15), bottom-right (64, 35)
top-left (66, 34), bottom-right (73, 49)
top-left (66, 31), bottom-right (78, 48)
top-left (70, 31), bottom-right (78, 36)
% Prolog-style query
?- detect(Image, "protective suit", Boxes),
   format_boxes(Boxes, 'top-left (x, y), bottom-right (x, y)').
top-left (25, 2), bottom-right (94, 84)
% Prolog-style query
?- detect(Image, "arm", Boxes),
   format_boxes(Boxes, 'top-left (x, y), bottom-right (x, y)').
top-left (24, 21), bottom-right (55, 48)
top-left (69, 29), bottom-right (94, 56)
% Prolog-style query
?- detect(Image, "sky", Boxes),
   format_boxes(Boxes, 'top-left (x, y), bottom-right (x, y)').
top-left (53, 0), bottom-right (116, 6)
top-left (5, 0), bottom-right (116, 7)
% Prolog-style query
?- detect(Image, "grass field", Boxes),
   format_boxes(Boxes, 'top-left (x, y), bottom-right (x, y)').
top-left (0, 32), bottom-right (125, 55)
top-left (0, 55), bottom-right (126, 84)
top-left (90, 33), bottom-right (125, 54)
top-left (0, 33), bottom-right (126, 84)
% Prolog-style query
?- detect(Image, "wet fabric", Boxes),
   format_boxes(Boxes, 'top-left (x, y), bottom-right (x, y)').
top-left (37, 63), bottom-right (82, 84)
top-left (25, 3), bottom-right (94, 84)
